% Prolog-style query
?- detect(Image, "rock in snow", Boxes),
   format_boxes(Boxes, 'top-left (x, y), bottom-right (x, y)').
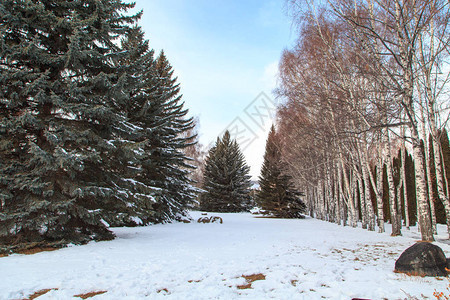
top-left (395, 242), bottom-right (448, 276)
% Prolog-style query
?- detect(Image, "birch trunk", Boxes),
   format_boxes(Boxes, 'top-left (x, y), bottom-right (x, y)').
top-left (358, 176), bottom-right (367, 229)
top-left (338, 164), bottom-right (348, 226)
top-left (376, 147), bottom-right (385, 233)
top-left (334, 167), bottom-right (341, 225)
top-left (384, 131), bottom-right (402, 236)
top-left (419, 99), bottom-right (438, 234)
top-left (362, 142), bottom-right (385, 233)
top-left (337, 165), bottom-right (344, 226)
top-left (411, 128), bottom-right (434, 241)
top-left (326, 164), bottom-right (333, 222)
top-left (416, 0), bottom-right (450, 239)
top-left (394, 0), bottom-right (434, 242)
top-left (362, 160), bottom-right (376, 231)
top-left (347, 166), bottom-right (358, 227)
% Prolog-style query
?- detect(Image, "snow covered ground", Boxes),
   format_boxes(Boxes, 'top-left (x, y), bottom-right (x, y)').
top-left (1, 212), bottom-right (449, 300)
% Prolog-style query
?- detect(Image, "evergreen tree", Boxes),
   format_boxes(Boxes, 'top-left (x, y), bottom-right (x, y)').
top-left (140, 50), bottom-right (197, 222)
top-left (200, 131), bottom-right (252, 212)
top-left (440, 129), bottom-right (450, 201)
top-left (94, 25), bottom-right (161, 227)
top-left (382, 164), bottom-right (390, 222)
top-left (0, 0), bottom-right (139, 251)
top-left (405, 151), bottom-right (418, 226)
top-left (428, 134), bottom-right (446, 224)
top-left (257, 125), bottom-right (306, 218)
top-left (76, 28), bottom-right (198, 226)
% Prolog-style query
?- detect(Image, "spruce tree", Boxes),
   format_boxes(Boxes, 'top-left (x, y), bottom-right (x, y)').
top-left (200, 131), bottom-right (252, 212)
top-left (440, 129), bottom-right (450, 201)
top-left (437, 129), bottom-right (450, 224)
top-left (140, 50), bottom-right (197, 222)
top-left (79, 28), bottom-right (198, 225)
top-left (94, 25), bottom-right (161, 227)
top-left (428, 134), bottom-right (446, 224)
top-left (0, 0), bottom-right (139, 251)
top-left (405, 151), bottom-right (418, 226)
top-left (257, 126), bottom-right (306, 218)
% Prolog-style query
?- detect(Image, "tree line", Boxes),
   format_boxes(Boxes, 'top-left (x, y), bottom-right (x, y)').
top-left (0, 1), bottom-right (196, 252)
top-left (275, 0), bottom-right (450, 241)
top-left (197, 128), bottom-right (307, 218)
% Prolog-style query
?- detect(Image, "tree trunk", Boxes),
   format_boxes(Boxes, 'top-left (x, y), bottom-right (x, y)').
top-left (334, 167), bottom-right (341, 225)
top-left (376, 149), bottom-right (385, 233)
top-left (362, 160), bottom-right (376, 231)
top-left (418, 99), bottom-right (438, 234)
top-left (385, 132), bottom-right (402, 236)
top-left (347, 166), bottom-right (358, 227)
top-left (338, 165), bottom-right (348, 226)
top-left (358, 176), bottom-right (367, 229)
top-left (394, 0), bottom-right (434, 242)
top-left (411, 129), bottom-right (435, 241)
top-left (416, 3), bottom-right (450, 238)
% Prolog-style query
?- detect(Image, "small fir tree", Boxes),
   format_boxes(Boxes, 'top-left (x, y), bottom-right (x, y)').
top-left (257, 125), bottom-right (306, 218)
top-left (200, 131), bottom-right (252, 212)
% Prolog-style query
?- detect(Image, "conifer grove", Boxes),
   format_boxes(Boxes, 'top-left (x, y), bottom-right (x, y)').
top-left (0, 0), bottom-right (196, 253)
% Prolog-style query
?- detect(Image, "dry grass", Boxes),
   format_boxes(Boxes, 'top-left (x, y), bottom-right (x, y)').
top-left (0, 247), bottom-right (59, 257)
top-left (237, 283), bottom-right (252, 290)
top-left (22, 288), bottom-right (58, 300)
top-left (242, 273), bottom-right (266, 282)
top-left (394, 270), bottom-right (427, 278)
top-left (74, 291), bottom-right (107, 299)
top-left (16, 247), bottom-right (59, 255)
top-left (237, 273), bottom-right (266, 290)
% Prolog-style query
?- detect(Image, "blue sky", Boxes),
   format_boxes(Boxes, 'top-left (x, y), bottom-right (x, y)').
top-left (132, 0), bottom-right (296, 179)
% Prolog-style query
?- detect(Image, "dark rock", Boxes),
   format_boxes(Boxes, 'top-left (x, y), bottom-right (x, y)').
top-left (395, 242), bottom-right (448, 277)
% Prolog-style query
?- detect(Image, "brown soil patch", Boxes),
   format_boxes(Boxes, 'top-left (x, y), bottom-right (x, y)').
top-left (16, 247), bottom-right (59, 255)
top-left (237, 273), bottom-right (266, 289)
top-left (23, 288), bottom-right (58, 300)
top-left (243, 273), bottom-right (266, 282)
top-left (237, 283), bottom-right (252, 290)
top-left (74, 291), bottom-right (107, 299)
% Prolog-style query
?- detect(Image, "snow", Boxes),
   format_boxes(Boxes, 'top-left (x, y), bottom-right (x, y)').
top-left (1, 212), bottom-right (449, 299)
top-left (130, 216), bottom-right (143, 225)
